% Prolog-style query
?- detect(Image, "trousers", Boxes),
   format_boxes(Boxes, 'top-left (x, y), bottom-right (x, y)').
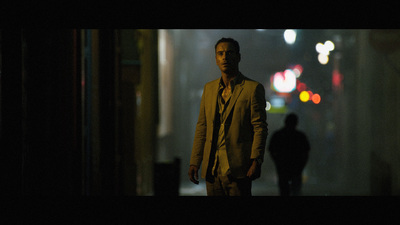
top-left (277, 171), bottom-right (303, 196)
top-left (206, 164), bottom-right (252, 196)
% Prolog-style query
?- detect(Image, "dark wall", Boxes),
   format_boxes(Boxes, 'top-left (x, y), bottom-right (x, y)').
top-left (1, 29), bottom-right (25, 194)
top-left (23, 29), bottom-right (82, 195)
top-left (1, 29), bottom-right (142, 195)
top-left (1, 29), bottom-right (82, 195)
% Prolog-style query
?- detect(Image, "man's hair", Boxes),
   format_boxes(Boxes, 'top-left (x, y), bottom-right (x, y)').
top-left (214, 37), bottom-right (240, 53)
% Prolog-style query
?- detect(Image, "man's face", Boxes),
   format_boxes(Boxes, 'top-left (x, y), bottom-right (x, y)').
top-left (215, 42), bottom-right (241, 74)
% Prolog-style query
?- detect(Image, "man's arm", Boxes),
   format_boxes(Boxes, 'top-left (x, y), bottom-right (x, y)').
top-left (188, 85), bottom-right (207, 184)
top-left (188, 165), bottom-right (200, 184)
top-left (247, 83), bottom-right (268, 180)
top-left (250, 83), bottom-right (268, 161)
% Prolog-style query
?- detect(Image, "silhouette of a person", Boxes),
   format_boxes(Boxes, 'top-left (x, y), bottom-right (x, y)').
top-left (268, 113), bottom-right (310, 196)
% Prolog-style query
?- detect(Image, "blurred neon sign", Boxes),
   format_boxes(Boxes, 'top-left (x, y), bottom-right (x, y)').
top-left (272, 69), bottom-right (296, 93)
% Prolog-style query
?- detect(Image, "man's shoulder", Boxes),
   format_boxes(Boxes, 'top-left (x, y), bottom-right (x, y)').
top-left (241, 74), bottom-right (262, 86)
top-left (207, 77), bottom-right (220, 84)
top-left (204, 78), bottom-right (220, 88)
top-left (203, 74), bottom-right (263, 88)
top-left (273, 128), bottom-right (286, 136)
top-left (242, 76), bottom-right (265, 92)
top-left (295, 130), bottom-right (308, 137)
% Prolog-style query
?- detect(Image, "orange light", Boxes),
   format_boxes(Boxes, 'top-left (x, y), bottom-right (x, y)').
top-left (312, 93), bottom-right (321, 104)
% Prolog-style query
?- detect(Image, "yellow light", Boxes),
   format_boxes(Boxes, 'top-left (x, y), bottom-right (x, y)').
top-left (299, 91), bottom-right (310, 102)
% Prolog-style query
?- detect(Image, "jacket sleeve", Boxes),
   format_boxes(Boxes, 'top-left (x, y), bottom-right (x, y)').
top-left (250, 83), bottom-right (268, 161)
top-left (189, 85), bottom-right (207, 167)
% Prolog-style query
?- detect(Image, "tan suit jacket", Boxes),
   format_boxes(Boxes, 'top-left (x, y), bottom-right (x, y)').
top-left (190, 73), bottom-right (268, 179)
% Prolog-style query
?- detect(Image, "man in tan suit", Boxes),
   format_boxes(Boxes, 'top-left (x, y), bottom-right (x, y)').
top-left (188, 38), bottom-right (268, 196)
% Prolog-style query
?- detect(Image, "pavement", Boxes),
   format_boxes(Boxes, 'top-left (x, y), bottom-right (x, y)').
top-left (179, 177), bottom-right (365, 196)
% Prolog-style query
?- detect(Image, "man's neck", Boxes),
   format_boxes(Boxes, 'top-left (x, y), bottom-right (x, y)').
top-left (221, 71), bottom-right (238, 87)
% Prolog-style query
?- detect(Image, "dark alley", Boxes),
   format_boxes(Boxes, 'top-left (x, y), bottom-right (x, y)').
top-left (1, 29), bottom-right (399, 197)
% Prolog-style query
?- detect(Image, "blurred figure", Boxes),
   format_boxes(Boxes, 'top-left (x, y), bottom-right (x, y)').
top-left (188, 38), bottom-right (268, 196)
top-left (268, 113), bottom-right (310, 196)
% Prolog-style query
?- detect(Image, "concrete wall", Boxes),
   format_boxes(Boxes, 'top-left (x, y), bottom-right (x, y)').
top-left (363, 30), bottom-right (400, 195)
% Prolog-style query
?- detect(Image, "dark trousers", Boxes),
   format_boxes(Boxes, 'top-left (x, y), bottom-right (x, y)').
top-left (276, 170), bottom-right (303, 196)
top-left (273, 157), bottom-right (307, 196)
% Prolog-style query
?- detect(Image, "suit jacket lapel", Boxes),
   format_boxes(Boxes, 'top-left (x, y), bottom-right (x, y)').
top-left (209, 80), bottom-right (219, 124)
top-left (224, 77), bottom-right (244, 119)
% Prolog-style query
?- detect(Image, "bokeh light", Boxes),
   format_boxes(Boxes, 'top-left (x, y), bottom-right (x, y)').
top-left (296, 82), bottom-right (307, 92)
top-left (324, 40), bottom-right (335, 51)
top-left (292, 64), bottom-right (303, 78)
top-left (316, 42), bottom-right (329, 55)
top-left (316, 40), bottom-right (335, 65)
top-left (318, 53), bottom-right (329, 65)
top-left (273, 70), bottom-right (296, 93)
top-left (299, 91), bottom-right (310, 102)
top-left (284, 29), bottom-right (297, 45)
top-left (265, 101), bottom-right (271, 111)
top-left (312, 93), bottom-right (321, 104)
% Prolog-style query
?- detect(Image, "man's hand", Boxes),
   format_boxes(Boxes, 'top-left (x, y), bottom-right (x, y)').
top-left (247, 160), bottom-right (261, 180)
top-left (188, 165), bottom-right (199, 184)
